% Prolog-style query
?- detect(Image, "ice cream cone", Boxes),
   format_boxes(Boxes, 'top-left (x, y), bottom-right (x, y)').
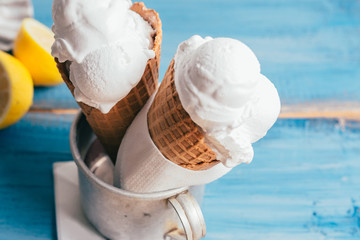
top-left (56, 2), bottom-right (162, 162)
top-left (147, 59), bottom-right (220, 170)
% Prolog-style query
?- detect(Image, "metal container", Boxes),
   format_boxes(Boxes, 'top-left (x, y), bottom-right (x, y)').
top-left (70, 112), bottom-right (207, 240)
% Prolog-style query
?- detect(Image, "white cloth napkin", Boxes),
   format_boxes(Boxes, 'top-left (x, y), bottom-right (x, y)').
top-left (53, 161), bottom-right (105, 240)
top-left (0, 0), bottom-right (33, 51)
top-left (114, 94), bottom-right (231, 193)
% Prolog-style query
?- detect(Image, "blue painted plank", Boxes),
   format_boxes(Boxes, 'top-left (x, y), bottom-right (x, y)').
top-left (0, 114), bottom-right (359, 239)
top-left (204, 119), bottom-right (360, 239)
top-left (29, 0), bottom-right (360, 109)
top-left (0, 113), bottom-right (74, 239)
top-left (32, 0), bottom-right (53, 29)
top-left (33, 85), bottom-right (78, 110)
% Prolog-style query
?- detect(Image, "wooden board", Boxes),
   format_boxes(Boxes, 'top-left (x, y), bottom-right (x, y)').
top-left (1, 114), bottom-right (359, 239)
top-left (31, 0), bottom-right (360, 109)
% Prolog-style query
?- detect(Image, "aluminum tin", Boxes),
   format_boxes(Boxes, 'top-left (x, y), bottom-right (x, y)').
top-left (69, 112), bottom-right (206, 240)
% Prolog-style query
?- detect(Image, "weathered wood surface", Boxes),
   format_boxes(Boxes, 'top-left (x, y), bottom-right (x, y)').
top-left (0, 0), bottom-right (359, 239)
top-left (31, 0), bottom-right (360, 110)
top-left (1, 115), bottom-right (359, 239)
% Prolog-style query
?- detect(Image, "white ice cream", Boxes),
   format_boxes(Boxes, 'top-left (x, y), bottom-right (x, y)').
top-left (175, 35), bottom-right (281, 168)
top-left (51, 0), bottom-right (155, 113)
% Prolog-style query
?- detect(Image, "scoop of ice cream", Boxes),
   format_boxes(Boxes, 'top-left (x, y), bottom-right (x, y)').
top-left (175, 35), bottom-right (280, 167)
top-left (70, 42), bottom-right (154, 113)
top-left (51, 0), bottom-right (133, 63)
top-left (51, 0), bottom-right (155, 113)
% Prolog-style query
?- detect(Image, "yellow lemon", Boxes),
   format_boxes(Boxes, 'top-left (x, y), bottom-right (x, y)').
top-left (13, 18), bottom-right (62, 86)
top-left (0, 51), bottom-right (33, 129)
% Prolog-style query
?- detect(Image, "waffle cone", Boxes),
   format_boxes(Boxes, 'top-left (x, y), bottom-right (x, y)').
top-left (56, 2), bottom-right (162, 162)
top-left (147, 59), bottom-right (220, 170)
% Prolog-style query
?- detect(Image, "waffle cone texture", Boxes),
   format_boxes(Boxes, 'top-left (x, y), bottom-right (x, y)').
top-left (147, 59), bottom-right (220, 170)
top-left (56, 2), bottom-right (162, 162)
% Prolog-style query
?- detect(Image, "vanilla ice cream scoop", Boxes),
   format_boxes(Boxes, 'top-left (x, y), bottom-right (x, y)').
top-left (175, 35), bottom-right (281, 167)
top-left (51, 0), bottom-right (155, 113)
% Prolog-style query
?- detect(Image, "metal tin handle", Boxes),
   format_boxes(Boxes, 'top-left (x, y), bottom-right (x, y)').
top-left (166, 191), bottom-right (206, 240)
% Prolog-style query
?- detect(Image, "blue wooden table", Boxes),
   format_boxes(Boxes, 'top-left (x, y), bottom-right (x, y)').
top-left (1, 0), bottom-right (359, 239)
